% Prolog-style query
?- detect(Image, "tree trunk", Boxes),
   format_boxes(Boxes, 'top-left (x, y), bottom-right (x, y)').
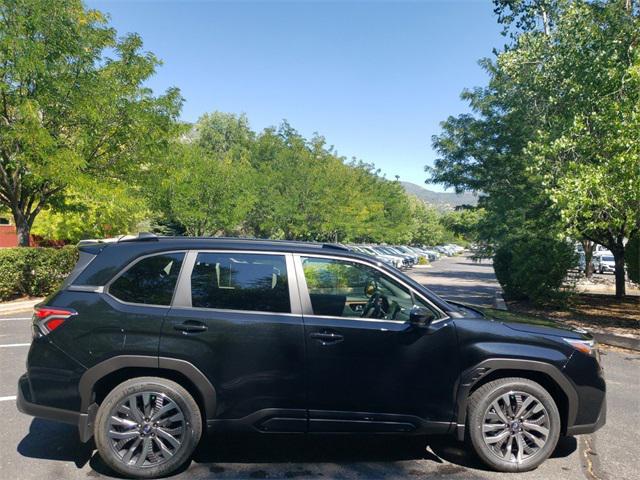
top-left (612, 248), bottom-right (626, 298)
top-left (12, 211), bottom-right (31, 247)
top-left (581, 239), bottom-right (594, 278)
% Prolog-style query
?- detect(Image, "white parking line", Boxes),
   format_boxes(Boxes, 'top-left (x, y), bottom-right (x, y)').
top-left (0, 343), bottom-right (30, 348)
top-left (0, 396), bottom-right (16, 402)
top-left (0, 317), bottom-right (31, 321)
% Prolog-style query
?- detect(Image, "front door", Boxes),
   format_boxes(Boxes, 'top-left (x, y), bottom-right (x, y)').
top-left (294, 254), bottom-right (459, 433)
top-left (160, 250), bottom-right (306, 431)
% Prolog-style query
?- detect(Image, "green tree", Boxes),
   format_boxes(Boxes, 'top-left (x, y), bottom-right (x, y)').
top-left (406, 197), bottom-right (446, 246)
top-left (494, 0), bottom-right (640, 296)
top-left (246, 122), bottom-right (413, 243)
top-left (31, 179), bottom-right (149, 243)
top-left (440, 207), bottom-right (486, 243)
top-left (0, 0), bottom-right (181, 245)
top-left (154, 143), bottom-right (255, 236)
top-left (194, 112), bottom-right (254, 156)
top-left (430, 0), bottom-right (639, 297)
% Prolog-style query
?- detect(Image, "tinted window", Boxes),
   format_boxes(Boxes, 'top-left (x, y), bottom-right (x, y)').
top-left (109, 253), bottom-right (185, 305)
top-left (301, 256), bottom-right (434, 321)
top-left (191, 253), bottom-right (290, 313)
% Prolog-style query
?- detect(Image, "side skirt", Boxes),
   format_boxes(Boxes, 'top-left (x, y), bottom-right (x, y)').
top-left (206, 408), bottom-right (453, 435)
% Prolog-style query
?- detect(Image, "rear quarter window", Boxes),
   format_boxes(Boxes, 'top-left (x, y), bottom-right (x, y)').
top-left (109, 252), bottom-right (185, 306)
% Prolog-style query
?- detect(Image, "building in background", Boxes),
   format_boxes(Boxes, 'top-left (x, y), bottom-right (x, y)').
top-left (0, 216), bottom-right (19, 247)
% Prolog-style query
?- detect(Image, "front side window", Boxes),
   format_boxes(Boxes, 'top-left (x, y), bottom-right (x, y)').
top-left (301, 256), bottom-right (433, 321)
top-left (109, 253), bottom-right (185, 305)
top-left (190, 253), bottom-right (290, 313)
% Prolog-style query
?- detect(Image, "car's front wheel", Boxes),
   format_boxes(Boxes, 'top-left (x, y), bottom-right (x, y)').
top-left (467, 377), bottom-right (560, 472)
top-left (95, 377), bottom-right (202, 478)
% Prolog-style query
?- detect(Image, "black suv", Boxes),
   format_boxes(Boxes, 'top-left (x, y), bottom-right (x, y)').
top-left (17, 235), bottom-right (606, 477)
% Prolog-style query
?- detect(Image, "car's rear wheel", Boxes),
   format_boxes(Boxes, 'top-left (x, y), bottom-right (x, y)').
top-left (467, 377), bottom-right (560, 472)
top-left (95, 377), bottom-right (202, 478)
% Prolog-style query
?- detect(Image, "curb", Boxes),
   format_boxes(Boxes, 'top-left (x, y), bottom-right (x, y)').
top-left (493, 291), bottom-right (507, 310)
top-left (0, 298), bottom-right (43, 316)
top-left (590, 331), bottom-right (640, 351)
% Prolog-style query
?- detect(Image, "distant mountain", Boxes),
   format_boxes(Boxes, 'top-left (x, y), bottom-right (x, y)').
top-left (401, 181), bottom-right (478, 210)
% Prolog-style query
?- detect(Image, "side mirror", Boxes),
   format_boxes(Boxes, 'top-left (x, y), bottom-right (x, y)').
top-left (409, 306), bottom-right (436, 326)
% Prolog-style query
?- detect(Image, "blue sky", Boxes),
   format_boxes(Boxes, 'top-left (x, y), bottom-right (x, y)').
top-left (89, 1), bottom-right (504, 191)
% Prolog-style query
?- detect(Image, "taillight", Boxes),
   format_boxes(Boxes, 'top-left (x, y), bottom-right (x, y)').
top-left (33, 307), bottom-right (77, 336)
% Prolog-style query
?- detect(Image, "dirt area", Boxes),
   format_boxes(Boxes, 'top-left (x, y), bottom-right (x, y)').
top-left (567, 270), bottom-right (639, 296)
top-left (507, 293), bottom-right (640, 337)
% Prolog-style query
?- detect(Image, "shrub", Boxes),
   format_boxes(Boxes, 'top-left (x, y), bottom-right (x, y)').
top-left (0, 246), bottom-right (78, 301)
top-left (0, 249), bottom-right (29, 300)
top-left (493, 236), bottom-right (577, 304)
top-left (626, 231), bottom-right (640, 284)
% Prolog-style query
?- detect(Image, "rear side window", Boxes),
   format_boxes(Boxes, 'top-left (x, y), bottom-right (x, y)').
top-left (109, 253), bottom-right (185, 306)
top-left (190, 253), bottom-right (290, 313)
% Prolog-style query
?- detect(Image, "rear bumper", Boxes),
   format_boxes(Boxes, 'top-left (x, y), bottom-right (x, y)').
top-left (17, 374), bottom-right (96, 442)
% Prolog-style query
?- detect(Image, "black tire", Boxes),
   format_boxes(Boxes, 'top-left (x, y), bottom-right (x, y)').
top-left (467, 377), bottom-right (560, 472)
top-left (95, 377), bottom-right (202, 479)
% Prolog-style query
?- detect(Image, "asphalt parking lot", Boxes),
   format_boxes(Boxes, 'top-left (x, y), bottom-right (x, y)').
top-left (0, 255), bottom-right (637, 479)
top-left (408, 255), bottom-right (502, 308)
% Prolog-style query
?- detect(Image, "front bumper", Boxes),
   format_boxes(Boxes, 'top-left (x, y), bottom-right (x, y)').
top-left (566, 396), bottom-right (606, 436)
top-left (17, 374), bottom-right (96, 442)
top-left (562, 349), bottom-right (607, 435)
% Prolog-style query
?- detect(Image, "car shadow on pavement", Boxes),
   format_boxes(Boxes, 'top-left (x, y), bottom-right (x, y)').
top-left (18, 420), bottom-right (577, 479)
top-left (17, 419), bottom-right (94, 469)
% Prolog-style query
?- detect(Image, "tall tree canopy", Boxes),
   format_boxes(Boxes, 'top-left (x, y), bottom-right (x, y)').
top-left (430, 0), bottom-right (639, 297)
top-left (152, 114), bottom-right (418, 244)
top-left (0, 0), bottom-right (182, 245)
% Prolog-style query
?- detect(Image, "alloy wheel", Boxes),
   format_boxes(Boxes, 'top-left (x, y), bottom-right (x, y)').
top-left (107, 391), bottom-right (186, 468)
top-left (481, 390), bottom-right (550, 464)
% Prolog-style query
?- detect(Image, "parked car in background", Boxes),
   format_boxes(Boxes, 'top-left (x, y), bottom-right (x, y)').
top-left (421, 248), bottom-right (441, 261)
top-left (420, 246), bottom-right (442, 261)
top-left (595, 253), bottom-right (616, 274)
top-left (349, 245), bottom-right (403, 269)
top-left (577, 251), bottom-right (599, 273)
top-left (406, 246), bottom-right (438, 262)
top-left (445, 244), bottom-right (465, 254)
top-left (371, 246), bottom-right (412, 269)
top-left (434, 246), bottom-right (454, 256)
top-left (392, 245), bottom-right (419, 264)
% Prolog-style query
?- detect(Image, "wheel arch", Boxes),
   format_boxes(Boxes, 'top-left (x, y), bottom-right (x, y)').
top-left (79, 355), bottom-right (217, 420)
top-left (454, 359), bottom-right (577, 441)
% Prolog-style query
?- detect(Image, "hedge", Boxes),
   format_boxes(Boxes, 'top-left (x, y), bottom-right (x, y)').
top-left (626, 231), bottom-right (639, 284)
top-left (493, 236), bottom-right (577, 304)
top-left (0, 246), bottom-right (78, 301)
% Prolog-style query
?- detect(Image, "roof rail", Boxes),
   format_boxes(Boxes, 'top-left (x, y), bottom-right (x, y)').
top-left (77, 232), bottom-right (158, 246)
top-left (321, 243), bottom-right (349, 251)
top-left (119, 232), bottom-right (158, 242)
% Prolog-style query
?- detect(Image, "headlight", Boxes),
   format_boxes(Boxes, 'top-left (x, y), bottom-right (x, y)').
top-left (563, 338), bottom-right (599, 360)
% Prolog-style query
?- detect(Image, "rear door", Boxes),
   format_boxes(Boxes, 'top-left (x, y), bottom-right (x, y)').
top-left (159, 250), bottom-right (307, 431)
